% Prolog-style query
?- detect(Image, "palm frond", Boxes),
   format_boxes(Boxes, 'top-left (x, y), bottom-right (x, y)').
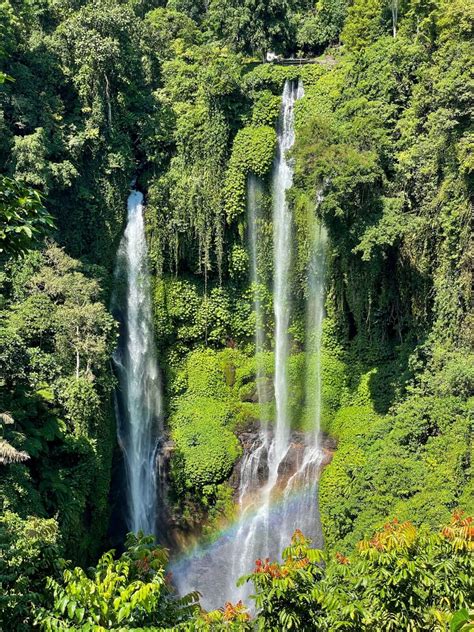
top-left (0, 412), bottom-right (14, 425)
top-left (0, 439), bottom-right (29, 464)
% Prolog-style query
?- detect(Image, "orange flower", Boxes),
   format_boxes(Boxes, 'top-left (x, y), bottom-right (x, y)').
top-left (335, 552), bottom-right (349, 565)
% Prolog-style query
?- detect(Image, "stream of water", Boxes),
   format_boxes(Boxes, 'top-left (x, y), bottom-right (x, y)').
top-left (112, 190), bottom-right (163, 536)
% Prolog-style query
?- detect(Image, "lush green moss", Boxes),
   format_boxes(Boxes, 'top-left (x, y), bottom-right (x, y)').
top-left (250, 90), bottom-right (281, 126)
top-left (320, 348), bottom-right (473, 553)
top-left (172, 396), bottom-right (240, 490)
top-left (153, 276), bottom-right (256, 363)
top-left (225, 125), bottom-right (277, 221)
top-left (169, 349), bottom-right (240, 495)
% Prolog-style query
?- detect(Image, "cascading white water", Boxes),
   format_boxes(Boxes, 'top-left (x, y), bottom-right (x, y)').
top-left (173, 81), bottom-right (303, 608)
top-left (306, 221), bottom-right (327, 442)
top-left (228, 79), bottom-right (307, 587)
top-left (271, 78), bottom-right (304, 464)
top-left (276, 220), bottom-right (327, 554)
top-left (170, 80), bottom-right (327, 611)
top-left (112, 190), bottom-right (163, 535)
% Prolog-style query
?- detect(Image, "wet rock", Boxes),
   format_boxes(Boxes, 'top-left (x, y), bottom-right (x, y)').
top-left (231, 428), bottom-right (337, 498)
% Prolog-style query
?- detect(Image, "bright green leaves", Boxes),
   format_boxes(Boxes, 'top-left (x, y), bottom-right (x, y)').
top-left (319, 345), bottom-right (474, 555)
top-left (353, 195), bottom-right (412, 261)
top-left (251, 90), bottom-right (282, 126)
top-left (225, 125), bottom-right (277, 220)
top-left (229, 126), bottom-right (277, 178)
top-left (240, 516), bottom-right (474, 631)
top-left (170, 349), bottom-right (240, 492)
top-left (296, 0), bottom-right (349, 52)
top-left (0, 511), bottom-right (61, 631)
top-left (341, 0), bottom-right (387, 51)
top-left (0, 176), bottom-right (54, 259)
top-left (37, 533), bottom-right (199, 630)
top-left (146, 7), bottom-right (200, 60)
top-left (172, 404), bottom-right (240, 489)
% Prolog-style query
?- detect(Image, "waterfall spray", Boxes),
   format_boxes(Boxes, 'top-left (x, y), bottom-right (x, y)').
top-left (112, 190), bottom-right (163, 535)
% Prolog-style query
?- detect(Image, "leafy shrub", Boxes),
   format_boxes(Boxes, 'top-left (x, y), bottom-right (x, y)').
top-left (225, 125), bottom-right (277, 220)
top-left (240, 514), bottom-right (474, 631)
top-left (37, 533), bottom-right (199, 630)
top-left (0, 512), bottom-right (61, 632)
top-left (170, 349), bottom-right (241, 494)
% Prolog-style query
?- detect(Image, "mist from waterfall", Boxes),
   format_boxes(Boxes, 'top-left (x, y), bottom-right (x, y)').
top-left (170, 79), bottom-right (326, 610)
top-left (112, 190), bottom-right (163, 536)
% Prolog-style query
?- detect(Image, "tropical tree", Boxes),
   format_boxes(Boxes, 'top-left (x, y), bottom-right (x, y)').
top-left (0, 512), bottom-right (61, 632)
top-left (0, 176), bottom-right (54, 259)
top-left (206, 0), bottom-right (297, 59)
top-left (241, 514), bottom-right (474, 630)
top-left (37, 533), bottom-right (200, 630)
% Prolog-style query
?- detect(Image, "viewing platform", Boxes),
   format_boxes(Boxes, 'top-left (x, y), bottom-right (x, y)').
top-left (266, 53), bottom-right (338, 67)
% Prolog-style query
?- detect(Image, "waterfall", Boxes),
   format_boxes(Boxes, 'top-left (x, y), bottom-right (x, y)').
top-left (271, 78), bottom-right (303, 464)
top-left (306, 221), bottom-right (327, 442)
top-left (170, 79), bottom-right (325, 609)
top-left (112, 190), bottom-right (163, 536)
top-left (276, 220), bottom-right (327, 554)
top-left (227, 79), bottom-right (307, 587)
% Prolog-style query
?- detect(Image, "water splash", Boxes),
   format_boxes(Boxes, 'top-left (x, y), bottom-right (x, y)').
top-left (112, 190), bottom-right (163, 535)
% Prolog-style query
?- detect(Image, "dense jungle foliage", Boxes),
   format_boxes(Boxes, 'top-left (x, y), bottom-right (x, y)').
top-left (0, 0), bottom-right (472, 629)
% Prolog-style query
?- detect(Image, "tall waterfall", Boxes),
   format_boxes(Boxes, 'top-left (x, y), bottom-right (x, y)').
top-left (227, 79), bottom-right (307, 589)
top-left (271, 78), bottom-right (303, 463)
top-left (172, 80), bottom-right (324, 608)
top-left (112, 190), bottom-right (163, 535)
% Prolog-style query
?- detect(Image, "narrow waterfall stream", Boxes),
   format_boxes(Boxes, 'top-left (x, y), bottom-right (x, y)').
top-left (171, 80), bottom-right (326, 609)
top-left (112, 190), bottom-right (163, 536)
top-left (230, 172), bottom-right (269, 558)
top-left (271, 78), bottom-right (304, 465)
top-left (227, 78), bottom-right (309, 593)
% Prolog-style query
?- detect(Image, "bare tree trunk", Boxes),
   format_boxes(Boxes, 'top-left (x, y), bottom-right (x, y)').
top-left (104, 73), bottom-right (112, 127)
top-left (75, 326), bottom-right (80, 379)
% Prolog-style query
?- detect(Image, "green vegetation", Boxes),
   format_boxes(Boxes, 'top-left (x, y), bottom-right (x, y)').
top-left (0, 0), bottom-right (472, 629)
top-left (170, 349), bottom-right (241, 495)
top-left (37, 533), bottom-right (199, 631)
top-left (0, 511), bottom-right (61, 631)
top-left (0, 176), bottom-right (54, 259)
top-left (32, 514), bottom-right (474, 631)
top-left (0, 245), bottom-right (117, 565)
top-left (232, 513), bottom-right (474, 631)
top-left (291, 0), bottom-right (473, 552)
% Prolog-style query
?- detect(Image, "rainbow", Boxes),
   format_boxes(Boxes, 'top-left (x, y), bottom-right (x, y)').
top-left (170, 480), bottom-right (322, 575)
